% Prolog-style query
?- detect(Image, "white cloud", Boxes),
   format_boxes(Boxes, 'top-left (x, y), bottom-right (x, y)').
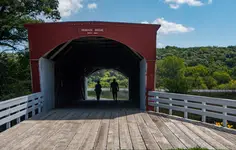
top-left (208, 0), bottom-right (213, 4)
top-left (169, 4), bottom-right (180, 9)
top-left (164, 0), bottom-right (212, 9)
top-left (141, 21), bottom-right (149, 24)
top-left (157, 42), bottom-right (165, 48)
top-left (88, 3), bottom-right (97, 9)
top-left (58, 0), bottom-right (83, 17)
top-left (141, 18), bottom-right (195, 48)
top-left (153, 18), bottom-right (195, 34)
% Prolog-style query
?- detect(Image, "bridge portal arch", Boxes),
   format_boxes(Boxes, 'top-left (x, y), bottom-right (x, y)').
top-left (25, 22), bottom-right (160, 111)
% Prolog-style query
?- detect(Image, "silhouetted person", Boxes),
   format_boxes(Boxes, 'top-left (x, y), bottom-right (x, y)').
top-left (95, 81), bottom-right (102, 101)
top-left (110, 79), bottom-right (119, 101)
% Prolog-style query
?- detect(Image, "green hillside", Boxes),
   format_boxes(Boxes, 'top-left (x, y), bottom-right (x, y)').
top-left (156, 46), bottom-right (236, 92)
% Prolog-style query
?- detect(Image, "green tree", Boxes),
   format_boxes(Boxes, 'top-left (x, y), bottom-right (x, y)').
top-left (185, 65), bottom-right (208, 89)
top-left (0, 0), bottom-right (61, 100)
top-left (157, 56), bottom-right (188, 93)
top-left (0, 0), bottom-right (60, 49)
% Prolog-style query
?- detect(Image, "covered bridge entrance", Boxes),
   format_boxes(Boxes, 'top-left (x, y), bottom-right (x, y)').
top-left (25, 22), bottom-right (160, 111)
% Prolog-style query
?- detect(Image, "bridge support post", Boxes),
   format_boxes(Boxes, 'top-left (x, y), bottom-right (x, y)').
top-left (146, 61), bottom-right (156, 111)
top-left (39, 58), bottom-right (55, 112)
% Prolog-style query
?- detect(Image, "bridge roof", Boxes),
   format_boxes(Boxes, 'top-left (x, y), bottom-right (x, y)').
top-left (24, 21), bottom-right (160, 29)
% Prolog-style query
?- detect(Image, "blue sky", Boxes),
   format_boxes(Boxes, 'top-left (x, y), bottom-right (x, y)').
top-left (58, 0), bottom-right (236, 48)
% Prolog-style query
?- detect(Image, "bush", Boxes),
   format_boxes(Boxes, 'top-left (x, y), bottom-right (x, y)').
top-left (204, 76), bottom-right (217, 89)
top-left (213, 71), bottom-right (231, 84)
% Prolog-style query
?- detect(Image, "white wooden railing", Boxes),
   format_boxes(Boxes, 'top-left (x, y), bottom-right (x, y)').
top-left (0, 92), bottom-right (44, 129)
top-left (148, 91), bottom-right (236, 127)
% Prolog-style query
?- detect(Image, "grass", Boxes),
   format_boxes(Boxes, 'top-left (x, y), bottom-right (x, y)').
top-left (170, 148), bottom-right (208, 150)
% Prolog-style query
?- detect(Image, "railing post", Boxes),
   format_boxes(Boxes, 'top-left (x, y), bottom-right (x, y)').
top-left (156, 96), bottom-right (159, 113)
top-left (32, 100), bottom-right (35, 116)
top-left (6, 122), bottom-right (11, 129)
top-left (169, 98), bottom-right (172, 115)
top-left (38, 105), bottom-right (41, 114)
top-left (184, 99), bottom-right (188, 119)
top-left (25, 112), bottom-right (28, 119)
top-left (16, 117), bottom-right (21, 124)
top-left (6, 106), bottom-right (11, 129)
top-left (223, 105), bottom-right (227, 127)
top-left (17, 105), bottom-right (21, 124)
top-left (202, 102), bottom-right (206, 122)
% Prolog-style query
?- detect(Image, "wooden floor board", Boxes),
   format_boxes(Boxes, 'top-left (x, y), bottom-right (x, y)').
top-left (1, 109), bottom-right (236, 150)
top-left (197, 124), bottom-right (236, 149)
top-left (1, 109), bottom-right (72, 150)
top-left (34, 110), bottom-right (84, 150)
top-left (170, 119), bottom-right (215, 149)
top-left (126, 110), bottom-right (147, 150)
top-left (149, 114), bottom-right (186, 149)
top-left (134, 112), bottom-right (161, 150)
top-left (106, 111), bottom-right (120, 150)
top-left (66, 111), bottom-right (102, 150)
top-left (160, 116), bottom-right (198, 148)
top-left (80, 111), bottom-right (105, 150)
top-left (118, 110), bottom-right (133, 150)
top-left (182, 121), bottom-right (228, 149)
top-left (141, 113), bottom-right (173, 150)
top-left (94, 111), bottom-right (112, 150)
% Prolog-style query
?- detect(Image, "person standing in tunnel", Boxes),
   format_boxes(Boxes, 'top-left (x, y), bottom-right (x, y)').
top-left (95, 81), bottom-right (102, 101)
top-left (110, 79), bottom-right (119, 101)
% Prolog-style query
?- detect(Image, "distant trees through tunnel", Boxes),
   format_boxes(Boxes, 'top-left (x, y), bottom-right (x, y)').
top-left (86, 69), bottom-right (129, 100)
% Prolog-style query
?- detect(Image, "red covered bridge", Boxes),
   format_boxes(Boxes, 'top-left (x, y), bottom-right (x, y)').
top-left (1, 22), bottom-right (236, 150)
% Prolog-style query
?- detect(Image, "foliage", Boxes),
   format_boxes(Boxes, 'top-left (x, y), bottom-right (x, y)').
top-left (157, 56), bottom-right (188, 93)
top-left (0, 0), bottom-right (61, 100)
top-left (88, 69), bottom-right (129, 88)
top-left (215, 80), bottom-right (236, 90)
top-left (0, 50), bottom-right (31, 100)
top-left (213, 71), bottom-right (231, 84)
top-left (203, 76), bottom-right (217, 89)
top-left (0, 0), bottom-right (60, 49)
top-left (185, 65), bottom-right (208, 89)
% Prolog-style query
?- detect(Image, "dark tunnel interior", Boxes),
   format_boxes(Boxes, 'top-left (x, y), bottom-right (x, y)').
top-left (44, 37), bottom-right (144, 108)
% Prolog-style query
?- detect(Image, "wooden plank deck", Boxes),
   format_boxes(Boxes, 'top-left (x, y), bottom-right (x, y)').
top-left (1, 109), bottom-right (236, 150)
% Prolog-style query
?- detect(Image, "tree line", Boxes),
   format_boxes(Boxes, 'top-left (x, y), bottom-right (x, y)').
top-left (156, 46), bottom-right (236, 93)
